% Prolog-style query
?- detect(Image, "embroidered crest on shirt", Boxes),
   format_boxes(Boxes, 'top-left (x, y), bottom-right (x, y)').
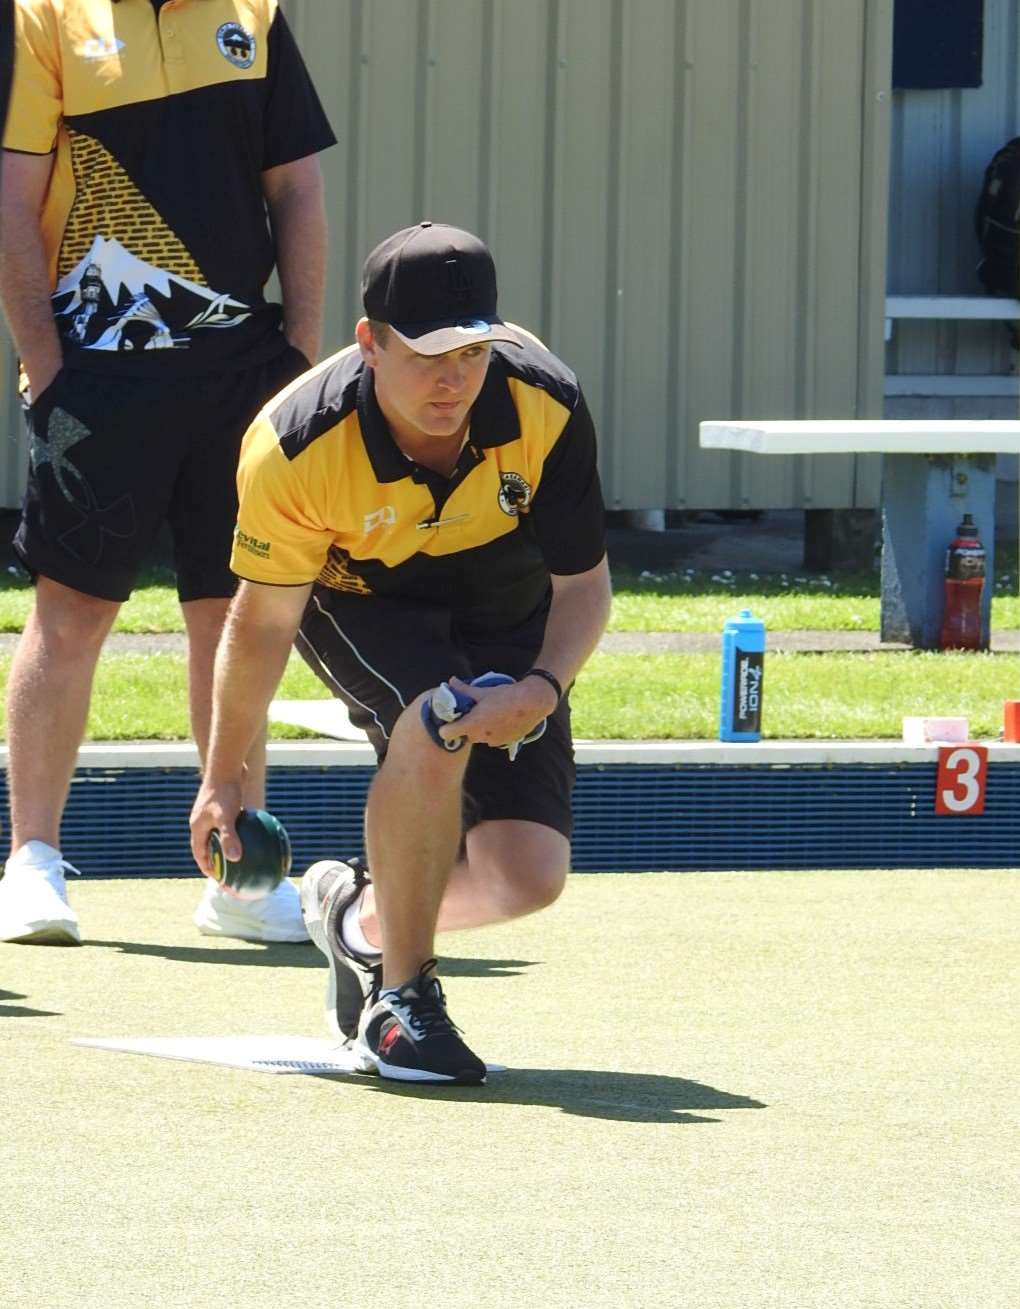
top-left (498, 472), bottom-right (532, 516)
top-left (217, 23), bottom-right (256, 69)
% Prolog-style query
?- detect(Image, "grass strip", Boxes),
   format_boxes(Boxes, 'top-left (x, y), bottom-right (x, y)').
top-left (0, 653), bottom-right (325, 742)
top-left (609, 565), bottom-right (1020, 632)
top-left (1, 563), bottom-right (1016, 634)
top-left (0, 649), bottom-right (1016, 742)
top-left (573, 650), bottom-right (1020, 739)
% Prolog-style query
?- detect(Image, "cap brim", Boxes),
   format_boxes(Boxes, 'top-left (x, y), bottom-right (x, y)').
top-left (390, 319), bottom-right (524, 356)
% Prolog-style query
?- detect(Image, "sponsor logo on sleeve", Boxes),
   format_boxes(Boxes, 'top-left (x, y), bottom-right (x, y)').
top-left (235, 529), bottom-right (271, 559)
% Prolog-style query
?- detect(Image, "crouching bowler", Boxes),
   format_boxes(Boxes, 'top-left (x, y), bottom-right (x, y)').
top-left (190, 222), bottom-right (611, 1085)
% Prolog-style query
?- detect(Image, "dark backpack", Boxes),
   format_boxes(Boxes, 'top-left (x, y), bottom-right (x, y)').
top-left (974, 137), bottom-right (1020, 298)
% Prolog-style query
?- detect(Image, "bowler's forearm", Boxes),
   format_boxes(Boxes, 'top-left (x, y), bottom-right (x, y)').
top-left (205, 620), bottom-right (296, 784)
top-left (536, 557), bottom-right (613, 690)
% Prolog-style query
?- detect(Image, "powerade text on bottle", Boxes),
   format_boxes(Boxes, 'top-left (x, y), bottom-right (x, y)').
top-left (939, 513), bottom-right (986, 651)
top-left (720, 608), bottom-right (765, 742)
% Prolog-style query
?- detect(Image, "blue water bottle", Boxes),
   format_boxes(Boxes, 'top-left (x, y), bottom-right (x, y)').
top-left (719, 608), bottom-right (765, 742)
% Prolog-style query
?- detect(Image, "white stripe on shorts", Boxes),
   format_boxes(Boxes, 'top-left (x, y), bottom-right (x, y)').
top-left (298, 593), bottom-right (409, 743)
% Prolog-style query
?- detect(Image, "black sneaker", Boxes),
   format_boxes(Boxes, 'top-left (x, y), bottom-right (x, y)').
top-left (300, 859), bottom-right (381, 1040)
top-left (353, 961), bottom-right (486, 1086)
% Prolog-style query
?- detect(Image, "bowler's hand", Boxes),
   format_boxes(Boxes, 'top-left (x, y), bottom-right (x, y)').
top-left (24, 353), bottom-right (63, 405)
top-left (437, 675), bottom-right (557, 749)
top-left (189, 777), bottom-right (244, 877)
top-left (284, 335), bottom-right (314, 369)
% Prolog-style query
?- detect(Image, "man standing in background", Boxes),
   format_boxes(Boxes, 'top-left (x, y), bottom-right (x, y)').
top-left (0, 0), bottom-right (334, 945)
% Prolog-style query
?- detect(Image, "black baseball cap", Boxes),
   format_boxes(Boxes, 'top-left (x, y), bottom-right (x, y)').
top-left (361, 221), bottom-right (523, 356)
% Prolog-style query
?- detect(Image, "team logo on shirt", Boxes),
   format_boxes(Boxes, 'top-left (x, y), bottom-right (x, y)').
top-left (363, 507), bottom-right (397, 534)
top-left (216, 23), bottom-right (256, 69)
top-left (498, 472), bottom-right (532, 516)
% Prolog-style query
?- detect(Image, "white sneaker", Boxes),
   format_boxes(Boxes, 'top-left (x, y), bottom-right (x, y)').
top-left (0, 841), bottom-right (82, 945)
top-left (193, 876), bottom-right (310, 943)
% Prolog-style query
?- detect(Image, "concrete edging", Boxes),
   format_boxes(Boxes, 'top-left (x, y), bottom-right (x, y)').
top-left (1, 739), bottom-right (1017, 771)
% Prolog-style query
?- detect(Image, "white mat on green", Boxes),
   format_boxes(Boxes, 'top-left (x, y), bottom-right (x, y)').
top-left (72, 1035), bottom-right (506, 1076)
top-left (72, 1035), bottom-right (363, 1073)
top-left (268, 698), bottom-right (369, 741)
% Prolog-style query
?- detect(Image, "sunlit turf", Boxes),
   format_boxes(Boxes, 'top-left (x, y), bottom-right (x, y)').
top-left (1, 560), bottom-right (1018, 633)
top-left (0, 563), bottom-right (180, 633)
top-left (0, 651), bottom-right (327, 741)
top-left (571, 650), bottom-right (1020, 739)
top-left (1, 648), bottom-right (1016, 742)
top-left (609, 565), bottom-right (1020, 632)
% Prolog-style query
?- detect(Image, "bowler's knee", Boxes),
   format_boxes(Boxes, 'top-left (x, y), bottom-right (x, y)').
top-left (386, 689), bottom-right (471, 782)
top-left (504, 859), bottom-right (567, 915)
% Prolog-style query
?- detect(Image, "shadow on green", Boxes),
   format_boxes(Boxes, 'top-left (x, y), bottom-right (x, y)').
top-left (83, 941), bottom-right (540, 982)
top-left (0, 986), bottom-right (60, 1018)
top-left (308, 1065), bottom-right (767, 1125)
top-left (83, 938), bottom-right (322, 966)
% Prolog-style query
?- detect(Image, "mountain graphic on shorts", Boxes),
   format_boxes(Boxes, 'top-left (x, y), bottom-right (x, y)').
top-left (52, 235), bottom-right (252, 354)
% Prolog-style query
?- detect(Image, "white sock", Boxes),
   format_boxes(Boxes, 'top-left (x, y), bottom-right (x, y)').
top-left (341, 895), bottom-right (381, 958)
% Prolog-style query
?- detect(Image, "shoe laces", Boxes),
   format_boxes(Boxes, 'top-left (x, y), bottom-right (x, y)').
top-left (346, 854), bottom-right (370, 882)
top-left (394, 961), bottom-right (461, 1040)
top-left (13, 854), bottom-right (81, 882)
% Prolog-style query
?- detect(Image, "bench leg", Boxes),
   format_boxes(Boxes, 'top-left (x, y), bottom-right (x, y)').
top-left (803, 509), bottom-right (879, 572)
top-left (880, 454), bottom-right (995, 649)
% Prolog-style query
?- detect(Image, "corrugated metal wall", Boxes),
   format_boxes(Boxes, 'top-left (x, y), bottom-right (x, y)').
top-left (887, 0), bottom-right (1020, 398)
top-left (0, 0), bottom-right (892, 513)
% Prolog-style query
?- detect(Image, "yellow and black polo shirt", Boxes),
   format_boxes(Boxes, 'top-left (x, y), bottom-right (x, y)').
top-left (3, 0), bottom-right (334, 374)
top-left (232, 337), bottom-right (607, 632)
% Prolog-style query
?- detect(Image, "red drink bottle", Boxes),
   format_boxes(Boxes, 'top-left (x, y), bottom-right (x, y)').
top-left (939, 513), bottom-right (986, 651)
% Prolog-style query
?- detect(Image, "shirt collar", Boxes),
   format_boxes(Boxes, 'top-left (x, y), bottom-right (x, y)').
top-left (356, 368), bottom-right (406, 483)
top-left (356, 353), bottom-right (521, 484)
top-left (469, 353), bottom-right (521, 449)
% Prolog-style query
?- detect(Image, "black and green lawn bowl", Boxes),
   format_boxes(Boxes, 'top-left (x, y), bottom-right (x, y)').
top-left (209, 808), bottom-right (292, 901)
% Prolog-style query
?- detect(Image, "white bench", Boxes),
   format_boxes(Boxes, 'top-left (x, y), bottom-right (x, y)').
top-left (700, 419), bottom-right (1020, 648)
top-left (885, 295), bottom-right (1020, 398)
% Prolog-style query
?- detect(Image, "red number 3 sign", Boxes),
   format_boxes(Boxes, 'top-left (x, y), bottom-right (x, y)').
top-left (935, 744), bottom-right (988, 816)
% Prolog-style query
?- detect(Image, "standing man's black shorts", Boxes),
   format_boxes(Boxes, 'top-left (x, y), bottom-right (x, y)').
top-left (16, 346), bottom-right (308, 603)
top-left (296, 588), bottom-right (575, 839)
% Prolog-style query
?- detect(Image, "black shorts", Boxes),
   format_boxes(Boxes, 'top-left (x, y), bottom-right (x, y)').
top-left (15, 346), bottom-right (308, 602)
top-left (296, 588), bottom-right (575, 839)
